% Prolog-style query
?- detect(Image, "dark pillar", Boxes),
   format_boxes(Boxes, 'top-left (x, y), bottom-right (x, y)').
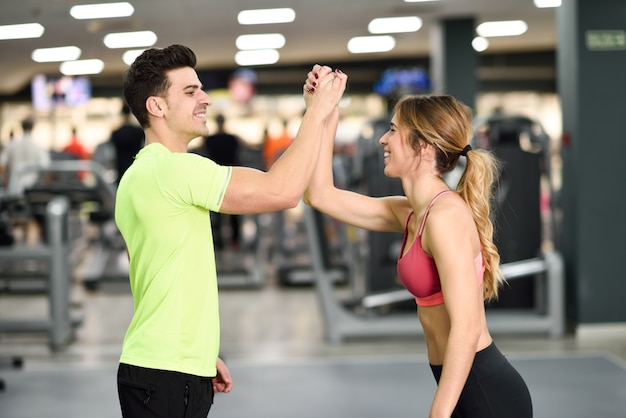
top-left (558, 0), bottom-right (626, 324)
top-left (430, 17), bottom-right (478, 109)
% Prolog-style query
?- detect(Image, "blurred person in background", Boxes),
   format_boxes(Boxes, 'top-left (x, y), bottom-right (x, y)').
top-left (0, 118), bottom-right (50, 194)
top-left (109, 104), bottom-right (144, 185)
top-left (62, 126), bottom-right (91, 160)
top-left (0, 117), bottom-right (51, 243)
top-left (200, 114), bottom-right (241, 250)
top-left (262, 119), bottom-right (293, 170)
top-left (62, 126), bottom-right (91, 180)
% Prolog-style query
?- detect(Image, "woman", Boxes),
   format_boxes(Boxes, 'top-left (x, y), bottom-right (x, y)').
top-left (303, 66), bottom-right (532, 418)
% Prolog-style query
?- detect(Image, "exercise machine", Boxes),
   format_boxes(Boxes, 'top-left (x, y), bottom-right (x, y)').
top-left (0, 196), bottom-right (83, 349)
top-left (215, 214), bottom-right (268, 289)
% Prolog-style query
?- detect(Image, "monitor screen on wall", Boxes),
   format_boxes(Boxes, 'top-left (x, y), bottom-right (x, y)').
top-left (373, 66), bottom-right (431, 98)
top-left (31, 74), bottom-right (92, 111)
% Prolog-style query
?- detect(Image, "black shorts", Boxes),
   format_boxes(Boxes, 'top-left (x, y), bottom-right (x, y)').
top-left (117, 363), bottom-right (214, 418)
top-left (430, 343), bottom-right (533, 418)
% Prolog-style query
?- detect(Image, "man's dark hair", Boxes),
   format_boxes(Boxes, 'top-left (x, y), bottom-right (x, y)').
top-left (122, 44), bottom-right (197, 128)
top-left (21, 118), bottom-right (34, 132)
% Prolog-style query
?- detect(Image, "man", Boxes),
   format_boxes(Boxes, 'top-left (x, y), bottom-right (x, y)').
top-left (115, 44), bottom-right (346, 418)
top-left (62, 126), bottom-right (91, 160)
top-left (201, 114), bottom-right (241, 250)
top-left (109, 104), bottom-right (144, 184)
top-left (262, 118), bottom-right (293, 170)
top-left (61, 126), bottom-right (91, 180)
top-left (0, 117), bottom-right (51, 243)
top-left (0, 118), bottom-right (50, 194)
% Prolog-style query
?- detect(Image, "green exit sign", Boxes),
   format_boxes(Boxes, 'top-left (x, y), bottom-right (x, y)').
top-left (586, 30), bottom-right (626, 51)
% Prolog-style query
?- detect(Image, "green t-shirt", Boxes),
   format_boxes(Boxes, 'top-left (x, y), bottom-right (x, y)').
top-left (115, 142), bottom-right (231, 377)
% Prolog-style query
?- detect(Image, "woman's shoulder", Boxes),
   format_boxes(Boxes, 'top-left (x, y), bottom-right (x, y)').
top-left (427, 192), bottom-right (474, 230)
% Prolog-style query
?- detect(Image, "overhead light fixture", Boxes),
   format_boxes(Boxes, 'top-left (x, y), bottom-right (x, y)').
top-left (0, 23), bottom-right (44, 40)
top-left (235, 49), bottom-right (280, 66)
top-left (534, 0), bottom-right (561, 7)
top-left (60, 59), bottom-right (104, 76)
top-left (236, 33), bottom-right (286, 50)
top-left (476, 20), bottom-right (528, 37)
top-left (472, 37), bottom-right (489, 52)
top-left (368, 16), bottom-right (422, 34)
top-left (403, 0), bottom-right (439, 2)
top-left (70, 2), bottom-right (135, 19)
top-left (104, 30), bottom-right (157, 48)
top-left (237, 8), bottom-right (296, 25)
top-left (122, 49), bottom-right (145, 65)
top-left (32, 46), bottom-right (81, 63)
top-left (347, 35), bottom-right (396, 54)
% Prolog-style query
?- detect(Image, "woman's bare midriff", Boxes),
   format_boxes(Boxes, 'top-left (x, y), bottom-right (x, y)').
top-left (418, 303), bottom-right (493, 365)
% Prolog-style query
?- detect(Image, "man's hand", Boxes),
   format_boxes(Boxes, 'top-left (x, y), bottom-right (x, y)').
top-left (303, 64), bottom-right (346, 110)
top-left (213, 357), bottom-right (233, 393)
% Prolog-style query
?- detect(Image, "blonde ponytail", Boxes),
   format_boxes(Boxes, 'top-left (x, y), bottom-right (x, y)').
top-left (456, 149), bottom-right (504, 301)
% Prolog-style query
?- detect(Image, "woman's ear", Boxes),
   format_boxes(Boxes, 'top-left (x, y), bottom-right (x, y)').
top-left (419, 140), bottom-right (437, 160)
top-left (416, 139), bottom-right (430, 155)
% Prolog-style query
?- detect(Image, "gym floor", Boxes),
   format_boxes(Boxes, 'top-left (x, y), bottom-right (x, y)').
top-left (1, 218), bottom-right (626, 417)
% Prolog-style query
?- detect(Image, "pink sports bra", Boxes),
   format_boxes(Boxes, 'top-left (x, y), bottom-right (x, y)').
top-left (397, 190), bottom-right (485, 307)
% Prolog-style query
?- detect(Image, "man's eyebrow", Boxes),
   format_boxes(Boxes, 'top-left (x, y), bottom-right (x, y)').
top-left (183, 84), bottom-right (203, 91)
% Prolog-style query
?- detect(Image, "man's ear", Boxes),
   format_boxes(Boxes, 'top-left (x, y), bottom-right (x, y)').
top-left (146, 96), bottom-right (164, 118)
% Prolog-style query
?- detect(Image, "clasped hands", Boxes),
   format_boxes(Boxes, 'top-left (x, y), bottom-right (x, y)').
top-left (303, 64), bottom-right (347, 113)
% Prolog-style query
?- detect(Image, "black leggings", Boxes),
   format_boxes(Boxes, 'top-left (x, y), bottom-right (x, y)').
top-left (430, 343), bottom-right (532, 418)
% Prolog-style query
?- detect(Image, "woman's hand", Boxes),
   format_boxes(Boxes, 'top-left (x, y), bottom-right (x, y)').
top-left (303, 64), bottom-right (346, 112)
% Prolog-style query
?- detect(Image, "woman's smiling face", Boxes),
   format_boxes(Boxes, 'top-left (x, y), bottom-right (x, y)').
top-left (379, 114), bottom-right (421, 178)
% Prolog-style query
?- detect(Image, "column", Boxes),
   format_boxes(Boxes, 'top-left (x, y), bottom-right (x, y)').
top-left (430, 17), bottom-right (478, 109)
top-left (558, 0), bottom-right (626, 324)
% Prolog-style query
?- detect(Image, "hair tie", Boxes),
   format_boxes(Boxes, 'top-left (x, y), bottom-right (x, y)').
top-left (460, 144), bottom-right (472, 157)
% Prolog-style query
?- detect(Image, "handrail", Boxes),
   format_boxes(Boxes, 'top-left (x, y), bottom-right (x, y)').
top-left (361, 257), bottom-right (551, 309)
top-left (6, 160), bottom-right (116, 206)
top-left (0, 196), bottom-right (81, 350)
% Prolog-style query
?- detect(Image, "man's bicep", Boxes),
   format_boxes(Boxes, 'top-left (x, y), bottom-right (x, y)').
top-left (220, 166), bottom-right (291, 215)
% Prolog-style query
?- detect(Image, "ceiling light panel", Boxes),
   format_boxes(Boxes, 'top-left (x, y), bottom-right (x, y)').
top-left (534, 0), bottom-right (561, 7)
top-left (70, 2), bottom-right (135, 19)
top-left (104, 31), bottom-right (157, 48)
top-left (0, 23), bottom-right (44, 40)
top-left (236, 34), bottom-right (286, 50)
top-left (60, 59), bottom-right (105, 75)
top-left (235, 49), bottom-right (280, 66)
top-left (476, 20), bottom-right (528, 37)
top-left (32, 46), bottom-right (81, 62)
top-left (472, 37), bottom-right (489, 52)
top-left (122, 49), bottom-right (145, 65)
top-left (368, 16), bottom-right (422, 34)
top-left (347, 36), bottom-right (396, 54)
top-left (237, 8), bottom-right (296, 25)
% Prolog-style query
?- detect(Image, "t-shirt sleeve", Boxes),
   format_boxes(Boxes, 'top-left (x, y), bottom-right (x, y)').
top-left (161, 152), bottom-right (231, 212)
